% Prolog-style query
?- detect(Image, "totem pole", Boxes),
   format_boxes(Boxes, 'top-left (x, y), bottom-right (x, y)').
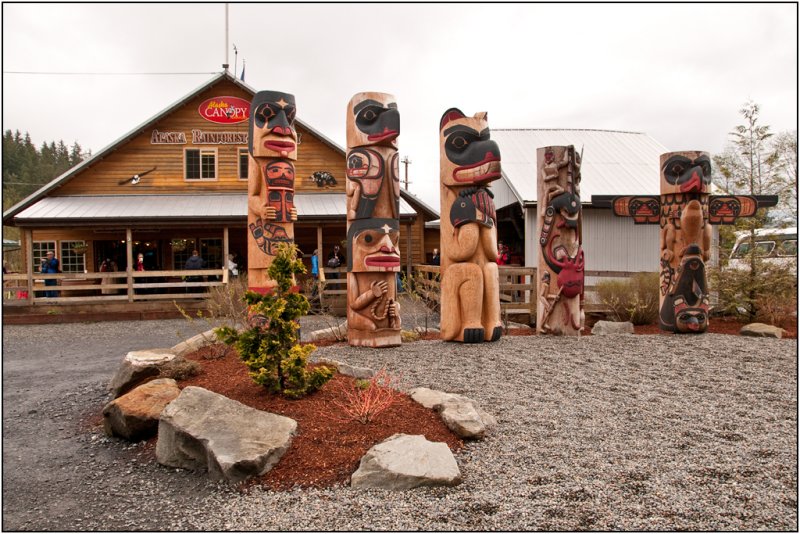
top-left (345, 92), bottom-right (402, 347)
top-left (594, 150), bottom-right (777, 333)
top-left (247, 90), bottom-right (298, 293)
top-left (439, 108), bottom-right (503, 343)
top-left (536, 146), bottom-right (585, 336)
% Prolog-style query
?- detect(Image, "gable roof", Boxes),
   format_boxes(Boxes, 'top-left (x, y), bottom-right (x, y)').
top-left (491, 128), bottom-right (669, 205)
top-left (3, 71), bottom-right (345, 223)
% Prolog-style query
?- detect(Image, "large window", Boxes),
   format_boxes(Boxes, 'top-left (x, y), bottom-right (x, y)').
top-left (200, 238), bottom-right (223, 269)
top-left (33, 241), bottom-right (56, 272)
top-left (60, 241), bottom-right (87, 273)
top-left (171, 238), bottom-right (197, 269)
top-left (238, 148), bottom-right (249, 180)
top-left (185, 148), bottom-right (217, 180)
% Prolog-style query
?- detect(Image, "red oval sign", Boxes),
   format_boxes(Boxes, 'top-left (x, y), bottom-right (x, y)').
top-left (198, 96), bottom-right (250, 124)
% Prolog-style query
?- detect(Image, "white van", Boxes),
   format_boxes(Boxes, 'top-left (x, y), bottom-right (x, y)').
top-left (727, 227), bottom-right (797, 274)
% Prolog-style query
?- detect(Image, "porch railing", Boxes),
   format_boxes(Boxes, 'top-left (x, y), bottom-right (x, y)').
top-left (2, 269), bottom-right (226, 305)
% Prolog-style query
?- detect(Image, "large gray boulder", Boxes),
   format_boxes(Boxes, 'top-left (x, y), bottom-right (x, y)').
top-left (156, 386), bottom-right (296, 484)
top-left (591, 320), bottom-right (635, 335)
top-left (103, 378), bottom-right (181, 441)
top-left (108, 349), bottom-right (176, 398)
top-left (350, 434), bottom-right (461, 490)
top-left (409, 387), bottom-right (496, 439)
top-left (740, 322), bottom-right (785, 339)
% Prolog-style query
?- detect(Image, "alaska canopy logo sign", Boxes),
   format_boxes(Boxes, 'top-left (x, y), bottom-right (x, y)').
top-left (198, 96), bottom-right (250, 124)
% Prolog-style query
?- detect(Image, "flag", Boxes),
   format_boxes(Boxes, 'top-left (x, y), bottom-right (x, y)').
top-left (240, 62), bottom-right (245, 82)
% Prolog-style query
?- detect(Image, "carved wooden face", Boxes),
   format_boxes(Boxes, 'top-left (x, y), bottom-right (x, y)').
top-left (347, 219), bottom-right (400, 272)
top-left (346, 92), bottom-right (400, 148)
top-left (249, 91), bottom-right (298, 159)
top-left (440, 108), bottom-right (501, 187)
top-left (659, 151), bottom-right (712, 195)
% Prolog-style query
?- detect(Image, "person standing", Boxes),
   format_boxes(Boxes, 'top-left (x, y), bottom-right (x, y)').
top-left (100, 257), bottom-right (119, 295)
top-left (227, 253), bottom-right (239, 278)
top-left (431, 248), bottom-right (441, 266)
top-left (40, 251), bottom-right (60, 298)
top-left (184, 249), bottom-right (205, 292)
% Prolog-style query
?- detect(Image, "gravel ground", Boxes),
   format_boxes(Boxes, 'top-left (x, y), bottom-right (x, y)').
top-left (2, 315), bottom-right (797, 531)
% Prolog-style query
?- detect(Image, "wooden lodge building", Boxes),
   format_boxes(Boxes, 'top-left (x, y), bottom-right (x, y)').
top-left (2, 71), bottom-right (438, 310)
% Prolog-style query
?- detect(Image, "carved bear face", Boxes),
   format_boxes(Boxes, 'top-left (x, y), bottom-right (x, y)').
top-left (440, 108), bottom-right (501, 187)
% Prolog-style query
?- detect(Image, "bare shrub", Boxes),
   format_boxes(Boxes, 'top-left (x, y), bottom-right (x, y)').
top-left (330, 368), bottom-right (406, 424)
top-left (709, 260), bottom-right (797, 326)
top-left (596, 273), bottom-right (659, 325)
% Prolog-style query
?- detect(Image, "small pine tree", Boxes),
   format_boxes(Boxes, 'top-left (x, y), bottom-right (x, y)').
top-left (215, 243), bottom-right (334, 399)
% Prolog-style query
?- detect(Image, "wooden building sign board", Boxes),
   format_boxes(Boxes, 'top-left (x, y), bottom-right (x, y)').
top-left (198, 96), bottom-right (250, 124)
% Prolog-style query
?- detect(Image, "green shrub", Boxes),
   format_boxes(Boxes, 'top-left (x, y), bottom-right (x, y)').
top-left (708, 259), bottom-right (797, 327)
top-left (215, 243), bottom-right (334, 399)
top-left (595, 272), bottom-right (660, 325)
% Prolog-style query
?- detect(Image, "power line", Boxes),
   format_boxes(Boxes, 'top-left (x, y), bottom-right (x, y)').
top-left (3, 71), bottom-right (218, 76)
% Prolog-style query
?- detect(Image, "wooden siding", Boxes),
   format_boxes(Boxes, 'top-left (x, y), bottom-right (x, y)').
top-left (54, 79), bottom-right (345, 197)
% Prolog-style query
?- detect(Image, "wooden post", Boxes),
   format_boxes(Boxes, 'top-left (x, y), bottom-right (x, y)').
top-left (438, 108), bottom-right (503, 343)
top-left (222, 226), bottom-right (230, 284)
top-left (597, 150), bottom-right (775, 333)
top-left (126, 228), bottom-right (133, 302)
top-left (316, 225), bottom-right (325, 283)
top-left (247, 90), bottom-right (298, 294)
top-left (345, 92), bottom-right (402, 348)
top-left (536, 146), bottom-right (585, 336)
top-left (24, 228), bottom-right (33, 303)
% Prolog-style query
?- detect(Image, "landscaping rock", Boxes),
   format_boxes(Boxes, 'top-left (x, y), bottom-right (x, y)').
top-left (350, 434), bottom-right (461, 490)
top-left (156, 386), bottom-right (297, 484)
top-left (308, 321), bottom-right (348, 342)
top-left (413, 326), bottom-right (440, 335)
top-left (314, 357), bottom-right (375, 379)
top-left (740, 322), bottom-right (785, 339)
top-left (171, 330), bottom-right (218, 358)
top-left (591, 320), bottom-right (635, 335)
top-left (506, 321), bottom-right (533, 331)
top-left (102, 378), bottom-right (180, 441)
top-left (108, 348), bottom-right (176, 398)
top-left (409, 387), bottom-right (497, 439)
top-left (401, 329), bottom-right (420, 342)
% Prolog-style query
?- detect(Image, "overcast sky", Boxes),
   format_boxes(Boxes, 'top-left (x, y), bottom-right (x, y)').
top-left (2, 3), bottom-right (797, 207)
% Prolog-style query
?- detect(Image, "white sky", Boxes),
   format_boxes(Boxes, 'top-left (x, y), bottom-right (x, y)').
top-left (2, 3), bottom-right (797, 208)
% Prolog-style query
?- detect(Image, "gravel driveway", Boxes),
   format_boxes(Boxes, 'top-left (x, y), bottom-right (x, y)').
top-left (2, 318), bottom-right (797, 531)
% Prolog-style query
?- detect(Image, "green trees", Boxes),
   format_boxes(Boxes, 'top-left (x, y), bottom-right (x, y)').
top-left (711, 101), bottom-right (798, 322)
top-left (215, 243), bottom-right (334, 399)
top-left (2, 129), bottom-right (86, 240)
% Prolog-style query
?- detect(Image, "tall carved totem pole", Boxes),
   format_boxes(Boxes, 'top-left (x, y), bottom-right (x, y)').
top-left (247, 90), bottom-right (298, 293)
top-left (439, 108), bottom-right (503, 343)
top-left (594, 150), bottom-right (777, 333)
top-left (536, 145), bottom-right (585, 336)
top-left (345, 92), bottom-right (402, 347)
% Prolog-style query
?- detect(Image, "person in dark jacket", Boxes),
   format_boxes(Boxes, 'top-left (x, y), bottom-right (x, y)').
top-left (184, 249), bottom-right (205, 291)
top-left (40, 251), bottom-right (60, 297)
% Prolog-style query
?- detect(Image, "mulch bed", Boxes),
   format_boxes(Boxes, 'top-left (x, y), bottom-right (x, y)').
top-left (177, 346), bottom-right (463, 490)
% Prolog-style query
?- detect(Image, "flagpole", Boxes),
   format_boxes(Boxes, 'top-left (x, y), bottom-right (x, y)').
top-left (223, 4), bottom-right (230, 72)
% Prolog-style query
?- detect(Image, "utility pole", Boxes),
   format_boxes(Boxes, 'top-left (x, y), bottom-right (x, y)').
top-left (401, 155), bottom-right (412, 191)
top-left (222, 4), bottom-right (230, 72)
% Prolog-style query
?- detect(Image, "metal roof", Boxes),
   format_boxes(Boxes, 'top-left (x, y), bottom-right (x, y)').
top-left (491, 129), bottom-right (669, 204)
top-left (11, 193), bottom-right (417, 223)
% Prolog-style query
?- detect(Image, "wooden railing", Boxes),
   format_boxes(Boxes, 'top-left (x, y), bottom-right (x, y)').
top-left (2, 269), bottom-right (226, 305)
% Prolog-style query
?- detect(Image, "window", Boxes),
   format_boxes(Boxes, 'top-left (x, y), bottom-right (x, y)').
top-left (200, 238), bottom-right (223, 269)
top-left (778, 239), bottom-right (797, 257)
top-left (733, 241), bottom-right (775, 258)
top-left (171, 238), bottom-right (196, 269)
top-left (60, 241), bottom-right (87, 273)
top-left (238, 148), bottom-right (249, 180)
top-left (185, 148), bottom-right (217, 180)
top-left (33, 241), bottom-right (56, 272)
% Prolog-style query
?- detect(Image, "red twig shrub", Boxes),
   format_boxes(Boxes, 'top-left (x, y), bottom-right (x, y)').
top-left (331, 369), bottom-right (405, 424)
